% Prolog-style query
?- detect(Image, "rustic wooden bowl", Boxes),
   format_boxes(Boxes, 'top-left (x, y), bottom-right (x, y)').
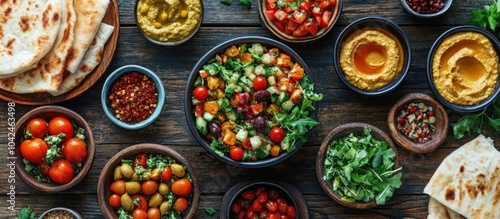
top-left (387, 93), bottom-right (448, 153)
top-left (221, 180), bottom-right (309, 219)
top-left (257, 0), bottom-right (342, 43)
top-left (316, 122), bottom-right (401, 209)
top-left (14, 105), bottom-right (95, 192)
top-left (400, 0), bottom-right (453, 19)
top-left (97, 143), bottom-right (200, 219)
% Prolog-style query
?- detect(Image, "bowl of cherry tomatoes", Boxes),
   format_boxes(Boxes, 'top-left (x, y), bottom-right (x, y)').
top-left (258, 0), bottom-right (342, 43)
top-left (14, 105), bottom-right (95, 192)
top-left (221, 180), bottom-right (309, 219)
top-left (97, 143), bottom-right (200, 219)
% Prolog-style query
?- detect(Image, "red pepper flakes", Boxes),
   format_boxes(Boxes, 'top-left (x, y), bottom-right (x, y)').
top-left (396, 102), bottom-right (436, 143)
top-left (108, 71), bottom-right (158, 123)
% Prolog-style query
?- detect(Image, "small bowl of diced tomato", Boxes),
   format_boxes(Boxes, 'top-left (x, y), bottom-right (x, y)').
top-left (258, 0), bottom-right (342, 43)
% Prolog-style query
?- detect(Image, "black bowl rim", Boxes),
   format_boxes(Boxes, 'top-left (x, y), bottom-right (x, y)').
top-left (184, 36), bottom-right (319, 168)
top-left (133, 0), bottom-right (204, 46)
top-left (400, 0), bottom-right (453, 19)
top-left (333, 16), bottom-right (412, 96)
top-left (426, 25), bottom-right (500, 112)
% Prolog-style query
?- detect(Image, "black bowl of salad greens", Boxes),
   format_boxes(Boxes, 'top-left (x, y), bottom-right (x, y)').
top-left (185, 36), bottom-right (323, 168)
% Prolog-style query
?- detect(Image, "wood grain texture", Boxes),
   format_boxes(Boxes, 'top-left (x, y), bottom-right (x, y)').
top-left (1, 0), bottom-right (499, 218)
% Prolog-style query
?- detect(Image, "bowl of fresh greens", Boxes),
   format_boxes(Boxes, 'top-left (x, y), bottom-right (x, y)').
top-left (315, 122), bottom-right (402, 209)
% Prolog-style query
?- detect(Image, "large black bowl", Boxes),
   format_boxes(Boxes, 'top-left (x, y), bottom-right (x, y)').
top-left (184, 36), bottom-right (319, 168)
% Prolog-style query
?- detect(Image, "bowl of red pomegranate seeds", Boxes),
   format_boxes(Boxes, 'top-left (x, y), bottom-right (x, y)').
top-left (401, 0), bottom-right (452, 19)
top-left (101, 65), bottom-right (165, 130)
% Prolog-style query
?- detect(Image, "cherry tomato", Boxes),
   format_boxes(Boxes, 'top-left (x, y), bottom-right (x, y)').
top-left (25, 118), bottom-right (47, 139)
top-left (108, 193), bottom-right (121, 208)
top-left (230, 147), bottom-right (244, 161)
top-left (48, 116), bottom-right (74, 142)
top-left (241, 189), bottom-right (256, 200)
top-left (147, 207), bottom-right (161, 219)
top-left (266, 200), bottom-right (278, 212)
top-left (141, 180), bottom-right (158, 196)
top-left (133, 154), bottom-right (148, 168)
top-left (38, 162), bottom-right (50, 176)
top-left (276, 198), bottom-right (288, 214)
top-left (253, 76), bottom-right (267, 91)
top-left (49, 159), bottom-right (74, 184)
top-left (280, 215), bottom-right (290, 219)
top-left (132, 208), bottom-right (148, 219)
top-left (268, 212), bottom-right (281, 219)
top-left (131, 194), bottom-right (148, 211)
top-left (194, 102), bottom-right (205, 117)
top-left (246, 210), bottom-right (257, 219)
top-left (20, 138), bottom-right (48, 164)
top-left (160, 166), bottom-right (172, 181)
top-left (254, 186), bottom-right (266, 196)
top-left (286, 206), bottom-right (296, 218)
top-left (171, 178), bottom-right (192, 196)
top-left (173, 197), bottom-right (189, 212)
top-left (251, 199), bottom-right (262, 211)
top-left (193, 85), bottom-right (209, 101)
top-left (232, 201), bottom-right (243, 214)
top-left (269, 127), bottom-right (286, 143)
top-left (110, 179), bottom-right (126, 195)
top-left (62, 138), bottom-right (87, 163)
top-left (268, 189), bottom-right (280, 201)
top-left (257, 192), bottom-right (268, 203)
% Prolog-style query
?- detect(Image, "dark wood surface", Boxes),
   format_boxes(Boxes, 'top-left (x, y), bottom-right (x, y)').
top-left (1, 0), bottom-right (499, 218)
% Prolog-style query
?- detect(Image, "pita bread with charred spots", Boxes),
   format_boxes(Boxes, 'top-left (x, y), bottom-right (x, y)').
top-left (424, 135), bottom-right (500, 219)
top-left (0, 0), bottom-right (62, 77)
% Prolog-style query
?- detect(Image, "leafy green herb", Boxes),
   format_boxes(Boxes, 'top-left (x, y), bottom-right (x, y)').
top-left (470, 0), bottom-right (500, 39)
top-left (205, 207), bottom-right (216, 215)
top-left (220, 0), bottom-right (233, 5)
top-left (220, 0), bottom-right (251, 9)
top-left (451, 96), bottom-right (500, 139)
top-left (18, 206), bottom-right (36, 219)
top-left (323, 127), bottom-right (402, 205)
top-left (116, 207), bottom-right (132, 219)
top-left (23, 159), bottom-right (50, 183)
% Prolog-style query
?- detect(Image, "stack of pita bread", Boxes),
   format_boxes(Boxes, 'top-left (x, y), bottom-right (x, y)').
top-left (0, 0), bottom-right (115, 96)
top-left (424, 134), bottom-right (499, 219)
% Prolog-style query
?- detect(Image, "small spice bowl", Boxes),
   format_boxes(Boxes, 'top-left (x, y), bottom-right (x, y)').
top-left (101, 65), bottom-right (165, 130)
top-left (38, 207), bottom-right (82, 219)
top-left (316, 123), bottom-right (401, 209)
top-left (387, 93), bottom-right (448, 153)
top-left (401, 0), bottom-right (452, 19)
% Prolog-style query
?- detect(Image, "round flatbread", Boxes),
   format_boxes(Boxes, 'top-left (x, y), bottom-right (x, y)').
top-left (0, 0), bottom-right (62, 77)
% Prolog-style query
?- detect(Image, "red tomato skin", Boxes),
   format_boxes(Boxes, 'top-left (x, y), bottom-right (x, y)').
top-left (251, 199), bottom-right (262, 211)
top-left (147, 207), bottom-right (161, 219)
top-left (160, 166), bottom-right (172, 181)
top-left (131, 194), bottom-right (148, 211)
top-left (108, 194), bottom-right (121, 208)
top-left (133, 154), bottom-right (148, 168)
top-left (230, 147), bottom-right (244, 161)
top-left (265, 200), bottom-right (278, 212)
top-left (48, 116), bottom-right (74, 142)
top-left (232, 201), bottom-right (243, 214)
top-left (194, 102), bottom-right (205, 117)
top-left (253, 76), bottom-right (267, 91)
top-left (141, 180), bottom-right (159, 196)
top-left (20, 138), bottom-right (48, 164)
top-left (109, 179), bottom-right (127, 195)
top-left (265, 10), bottom-right (276, 20)
top-left (257, 192), bottom-right (269, 204)
top-left (242, 189), bottom-right (256, 200)
top-left (132, 208), bottom-right (148, 219)
top-left (286, 206), bottom-right (296, 218)
top-left (26, 118), bottom-right (47, 139)
top-left (38, 162), bottom-right (50, 176)
top-left (321, 10), bottom-right (332, 28)
top-left (193, 86), bottom-right (209, 101)
top-left (49, 159), bottom-right (74, 184)
top-left (269, 127), bottom-right (286, 143)
top-left (62, 138), bottom-right (87, 163)
top-left (171, 178), bottom-right (192, 196)
top-left (173, 197), bottom-right (189, 212)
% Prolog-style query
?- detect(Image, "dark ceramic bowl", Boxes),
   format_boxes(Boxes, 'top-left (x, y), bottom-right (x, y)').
top-left (185, 36), bottom-right (320, 168)
top-left (134, 0), bottom-right (203, 46)
top-left (101, 65), bottom-right (165, 130)
top-left (257, 0), bottom-right (342, 43)
top-left (38, 207), bottom-right (82, 219)
top-left (15, 105), bottom-right (95, 192)
top-left (333, 16), bottom-right (411, 96)
top-left (97, 143), bottom-right (200, 219)
top-left (426, 26), bottom-right (500, 112)
top-left (401, 0), bottom-right (453, 19)
top-left (316, 122), bottom-right (401, 209)
top-left (221, 180), bottom-right (309, 219)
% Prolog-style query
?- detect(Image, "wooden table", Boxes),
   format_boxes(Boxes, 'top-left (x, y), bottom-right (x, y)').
top-left (1, 0), bottom-right (499, 218)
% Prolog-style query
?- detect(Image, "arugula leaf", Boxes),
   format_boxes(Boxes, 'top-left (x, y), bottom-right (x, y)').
top-left (18, 206), bottom-right (36, 219)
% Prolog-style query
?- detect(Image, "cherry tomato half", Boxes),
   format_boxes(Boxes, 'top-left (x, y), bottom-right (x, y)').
top-left (253, 76), bottom-right (267, 91)
top-left (193, 85), bottom-right (209, 101)
top-left (230, 147), bottom-right (244, 161)
top-left (269, 127), bottom-right (286, 143)
top-left (25, 117), bottom-right (47, 139)
top-left (131, 194), bottom-right (148, 211)
top-left (171, 178), bottom-right (192, 196)
top-left (48, 116), bottom-right (74, 142)
top-left (62, 138), bottom-right (87, 163)
top-left (20, 138), bottom-right (48, 164)
top-left (133, 153), bottom-right (148, 168)
top-left (49, 159), bottom-right (74, 184)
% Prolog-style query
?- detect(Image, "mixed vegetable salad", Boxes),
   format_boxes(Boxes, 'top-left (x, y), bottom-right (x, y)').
top-left (191, 42), bottom-right (323, 162)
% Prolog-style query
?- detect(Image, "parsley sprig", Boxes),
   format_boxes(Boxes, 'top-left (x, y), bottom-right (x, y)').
top-left (451, 97), bottom-right (500, 139)
top-left (470, 0), bottom-right (500, 39)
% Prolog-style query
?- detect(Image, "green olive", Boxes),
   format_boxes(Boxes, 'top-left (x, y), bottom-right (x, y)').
top-left (180, 10), bottom-right (188, 18)
top-left (158, 182), bottom-right (169, 195)
top-left (125, 181), bottom-right (141, 194)
top-left (139, 5), bottom-right (150, 14)
top-left (120, 193), bottom-right (134, 211)
top-left (113, 166), bottom-right (123, 181)
top-left (171, 164), bottom-right (185, 177)
top-left (149, 193), bottom-right (163, 207)
top-left (160, 201), bottom-right (170, 215)
top-left (154, 22), bottom-right (163, 29)
top-left (160, 12), bottom-right (168, 22)
top-left (120, 163), bottom-right (134, 178)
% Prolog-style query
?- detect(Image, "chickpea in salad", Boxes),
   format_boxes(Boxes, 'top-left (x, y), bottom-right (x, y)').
top-left (191, 43), bottom-right (323, 162)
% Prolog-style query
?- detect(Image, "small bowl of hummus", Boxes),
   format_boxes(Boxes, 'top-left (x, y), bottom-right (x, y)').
top-left (333, 16), bottom-right (411, 96)
top-left (135, 0), bottom-right (203, 46)
top-left (427, 25), bottom-right (500, 112)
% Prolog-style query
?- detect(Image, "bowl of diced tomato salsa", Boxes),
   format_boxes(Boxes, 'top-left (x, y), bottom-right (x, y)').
top-left (185, 36), bottom-right (323, 168)
top-left (258, 0), bottom-right (342, 43)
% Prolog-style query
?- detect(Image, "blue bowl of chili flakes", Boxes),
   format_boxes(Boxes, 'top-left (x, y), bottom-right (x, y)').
top-left (101, 65), bottom-right (165, 130)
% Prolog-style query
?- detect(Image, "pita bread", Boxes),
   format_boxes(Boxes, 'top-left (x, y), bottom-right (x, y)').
top-left (428, 197), bottom-right (466, 219)
top-left (0, 0), bottom-right (62, 77)
top-left (0, 0), bottom-right (76, 93)
top-left (51, 23), bottom-right (114, 96)
top-left (423, 135), bottom-right (500, 219)
top-left (65, 0), bottom-right (110, 74)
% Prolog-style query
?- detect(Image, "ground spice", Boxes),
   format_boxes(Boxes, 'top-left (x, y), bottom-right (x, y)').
top-left (406, 0), bottom-right (444, 14)
top-left (396, 102), bottom-right (436, 143)
top-left (108, 71), bottom-right (158, 123)
top-left (43, 210), bottom-right (78, 219)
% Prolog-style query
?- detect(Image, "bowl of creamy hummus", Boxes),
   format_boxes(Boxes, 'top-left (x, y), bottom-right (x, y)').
top-left (333, 16), bottom-right (411, 96)
top-left (135, 0), bottom-right (203, 46)
top-left (427, 25), bottom-right (500, 112)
